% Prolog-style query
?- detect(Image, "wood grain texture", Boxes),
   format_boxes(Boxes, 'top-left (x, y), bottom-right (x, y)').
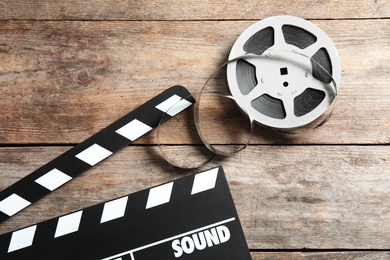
top-left (1, 0), bottom-right (389, 257)
top-left (0, 19), bottom-right (389, 145)
top-left (0, 145), bottom-right (389, 249)
top-left (0, 0), bottom-right (388, 20)
top-left (251, 252), bottom-right (390, 259)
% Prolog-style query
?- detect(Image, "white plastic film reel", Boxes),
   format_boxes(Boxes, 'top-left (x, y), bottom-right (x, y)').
top-left (227, 15), bottom-right (341, 130)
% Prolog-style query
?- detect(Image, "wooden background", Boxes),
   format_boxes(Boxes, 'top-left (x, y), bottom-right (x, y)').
top-left (1, 0), bottom-right (390, 259)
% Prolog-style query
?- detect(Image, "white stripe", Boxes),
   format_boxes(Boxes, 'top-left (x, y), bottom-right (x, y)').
top-left (155, 95), bottom-right (182, 113)
top-left (0, 194), bottom-right (31, 217)
top-left (155, 95), bottom-right (192, 116)
top-left (100, 196), bottom-right (129, 224)
top-left (75, 144), bottom-right (113, 166)
top-left (145, 182), bottom-right (173, 209)
top-left (35, 168), bottom-right (72, 191)
top-left (115, 119), bottom-right (153, 141)
top-left (54, 211), bottom-right (83, 238)
top-left (8, 225), bottom-right (37, 253)
top-left (165, 99), bottom-right (192, 117)
top-left (191, 167), bottom-right (219, 195)
top-left (101, 217), bottom-right (236, 260)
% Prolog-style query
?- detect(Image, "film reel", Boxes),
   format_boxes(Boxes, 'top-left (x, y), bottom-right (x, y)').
top-left (227, 15), bottom-right (341, 130)
top-left (158, 16), bottom-right (341, 168)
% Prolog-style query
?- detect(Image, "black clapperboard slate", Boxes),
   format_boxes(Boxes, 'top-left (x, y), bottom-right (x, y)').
top-left (0, 166), bottom-right (251, 259)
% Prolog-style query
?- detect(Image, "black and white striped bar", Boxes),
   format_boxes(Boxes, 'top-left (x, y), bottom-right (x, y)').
top-left (0, 86), bottom-right (194, 223)
top-left (0, 166), bottom-right (251, 260)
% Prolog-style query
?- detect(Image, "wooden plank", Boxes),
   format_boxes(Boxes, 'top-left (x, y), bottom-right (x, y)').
top-left (0, 145), bottom-right (389, 249)
top-left (0, 0), bottom-right (388, 20)
top-left (0, 19), bottom-right (389, 145)
top-left (251, 252), bottom-right (390, 259)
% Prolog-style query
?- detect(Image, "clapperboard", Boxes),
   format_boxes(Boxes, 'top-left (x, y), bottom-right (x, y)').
top-left (0, 86), bottom-right (251, 259)
top-left (0, 166), bottom-right (251, 259)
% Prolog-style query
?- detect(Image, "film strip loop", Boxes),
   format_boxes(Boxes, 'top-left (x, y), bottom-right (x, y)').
top-left (0, 86), bottom-right (195, 223)
top-left (157, 94), bottom-right (216, 169)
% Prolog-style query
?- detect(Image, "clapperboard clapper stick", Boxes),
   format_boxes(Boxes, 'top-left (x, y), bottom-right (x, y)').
top-left (0, 166), bottom-right (251, 259)
top-left (0, 86), bottom-right (195, 223)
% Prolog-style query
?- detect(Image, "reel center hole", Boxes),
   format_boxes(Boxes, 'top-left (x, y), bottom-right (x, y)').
top-left (280, 67), bottom-right (288, 75)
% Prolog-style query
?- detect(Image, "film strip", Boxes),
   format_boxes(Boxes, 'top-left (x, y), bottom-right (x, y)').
top-left (0, 85), bottom-right (195, 223)
top-left (0, 166), bottom-right (251, 260)
top-left (158, 15), bottom-right (341, 168)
